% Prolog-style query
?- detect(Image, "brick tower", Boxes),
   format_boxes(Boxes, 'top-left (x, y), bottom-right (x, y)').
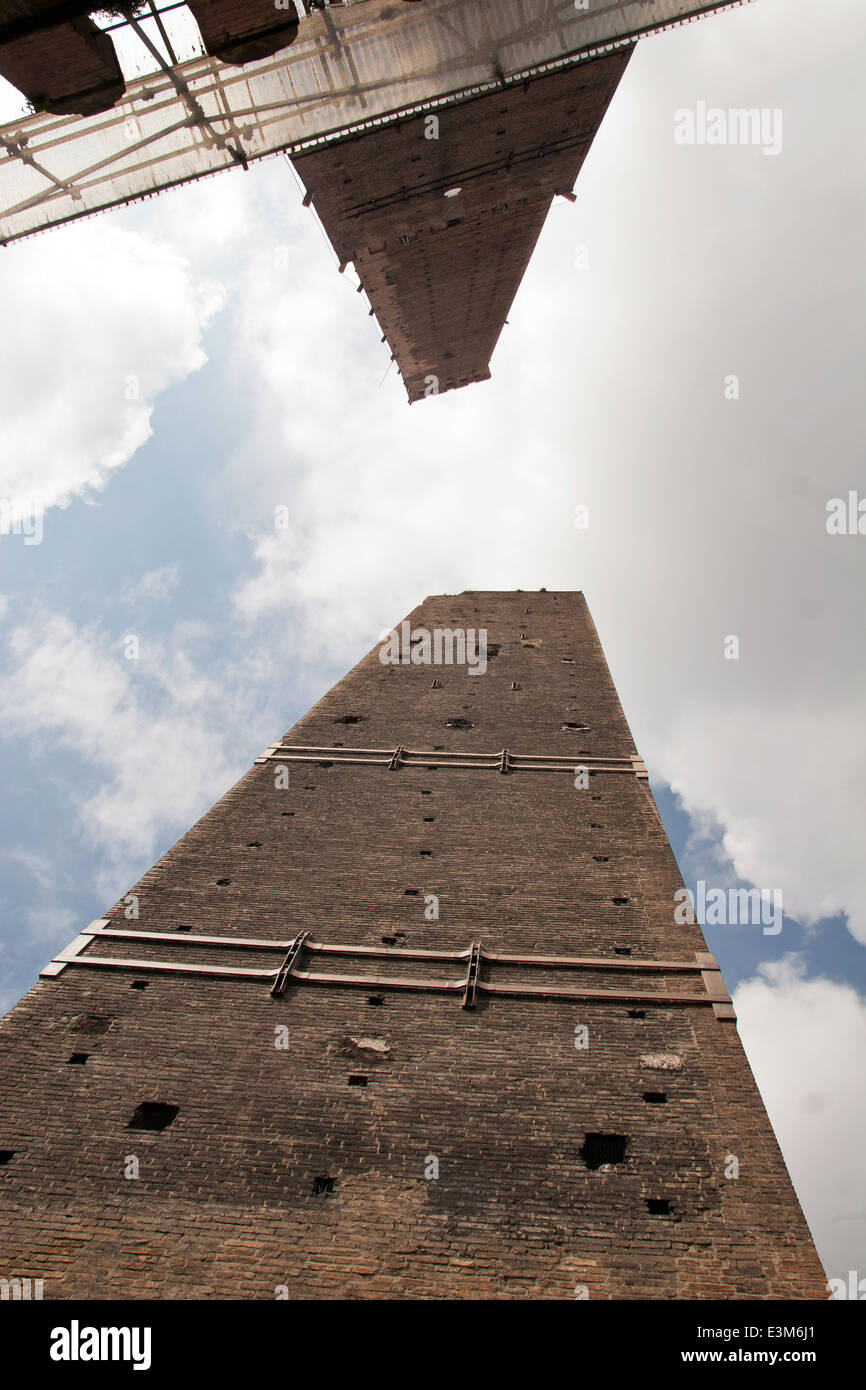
top-left (0, 593), bottom-right (825, 1299)
top-left (295, 51), bottom-right (630, 400)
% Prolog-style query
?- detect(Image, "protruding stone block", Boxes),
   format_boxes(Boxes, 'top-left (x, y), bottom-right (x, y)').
top-left (0, 16), bottom-right (124, 117)
top-left (186, 0), bottom-right (300, 66)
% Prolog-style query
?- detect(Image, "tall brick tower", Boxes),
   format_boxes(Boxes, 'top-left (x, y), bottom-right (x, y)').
top-left (0, 593), bottom-right (825, 1299)
top-left (294, 51), bottom-right (630, 400)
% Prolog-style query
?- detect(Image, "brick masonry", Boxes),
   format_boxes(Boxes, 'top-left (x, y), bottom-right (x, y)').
top-left (0, 593), bottom-right (826, 1298)
top-left (186, 0), bottom-right (300, 65)
top-left (294, 53), bottom-right (631, 402)
top-left (0, 13), bottom-right (123, 116)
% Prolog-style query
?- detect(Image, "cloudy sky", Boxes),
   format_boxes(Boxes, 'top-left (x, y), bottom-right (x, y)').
top-left (0, 0), bottom-right (864, 1288)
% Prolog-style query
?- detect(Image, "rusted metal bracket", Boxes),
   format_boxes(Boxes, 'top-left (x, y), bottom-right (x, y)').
top-left (39, 920), bottom-right (278, 985)
top-left (40, 927), bottom-right (735, 1020)
top-left (462, 940), bottom-right (482, 1008)
top-left (258, 744), bottom-right (650, 777)
top-left (271, 930), bottom-right (310, 997)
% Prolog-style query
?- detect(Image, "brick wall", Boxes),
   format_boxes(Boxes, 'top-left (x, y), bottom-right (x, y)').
top-left (0, 15), bottom-right (123, 116)
top-left (186, 0), bottom-right (300, 64)
top-left (0, 593), bottom-right (826, 1298)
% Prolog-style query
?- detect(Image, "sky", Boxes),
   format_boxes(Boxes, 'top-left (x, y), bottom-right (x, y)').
top-left (1, 0), bottom-right (864, 1289)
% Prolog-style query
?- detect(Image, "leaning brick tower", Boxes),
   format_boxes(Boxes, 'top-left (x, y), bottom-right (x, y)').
top-left (0, 593), bottom-right (825, 1298)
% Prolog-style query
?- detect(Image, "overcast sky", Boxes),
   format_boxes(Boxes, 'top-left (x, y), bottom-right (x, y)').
top-left (0, 0), bottom-right (864, 1288)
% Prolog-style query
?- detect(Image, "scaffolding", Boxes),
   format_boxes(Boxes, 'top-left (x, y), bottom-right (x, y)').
top-left (0, 0), bottom-right (750, 243)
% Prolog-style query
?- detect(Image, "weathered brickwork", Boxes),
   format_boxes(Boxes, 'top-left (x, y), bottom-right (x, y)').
top-left (0, 593), bottom-right (825, 1298)
top-left (186, 0), bottom-right (300, 65)
top-left (295, 54), bottom-right (630, 401)
top-left (0, 13), bottom-right (123, 116)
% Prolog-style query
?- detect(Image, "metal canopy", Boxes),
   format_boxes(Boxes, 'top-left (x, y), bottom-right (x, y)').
top-left (0, 0), bottom-right (749, 243)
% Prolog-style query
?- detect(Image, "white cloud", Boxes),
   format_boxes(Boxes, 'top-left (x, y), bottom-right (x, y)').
top-left (21, 905), bottom-right (78, 948)
top-left (655, 702), bottom-right (866, 942)
top-left (735, 957), bottom-right (866, 1283)
top-left (0, 845), bottom-right (79, 956)
top-left (0, 612), bottom-right (239, 887)
top-left (0, 220), bottom-right (225, 514)
top-left (119, 564), bottom-right (180, 604)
